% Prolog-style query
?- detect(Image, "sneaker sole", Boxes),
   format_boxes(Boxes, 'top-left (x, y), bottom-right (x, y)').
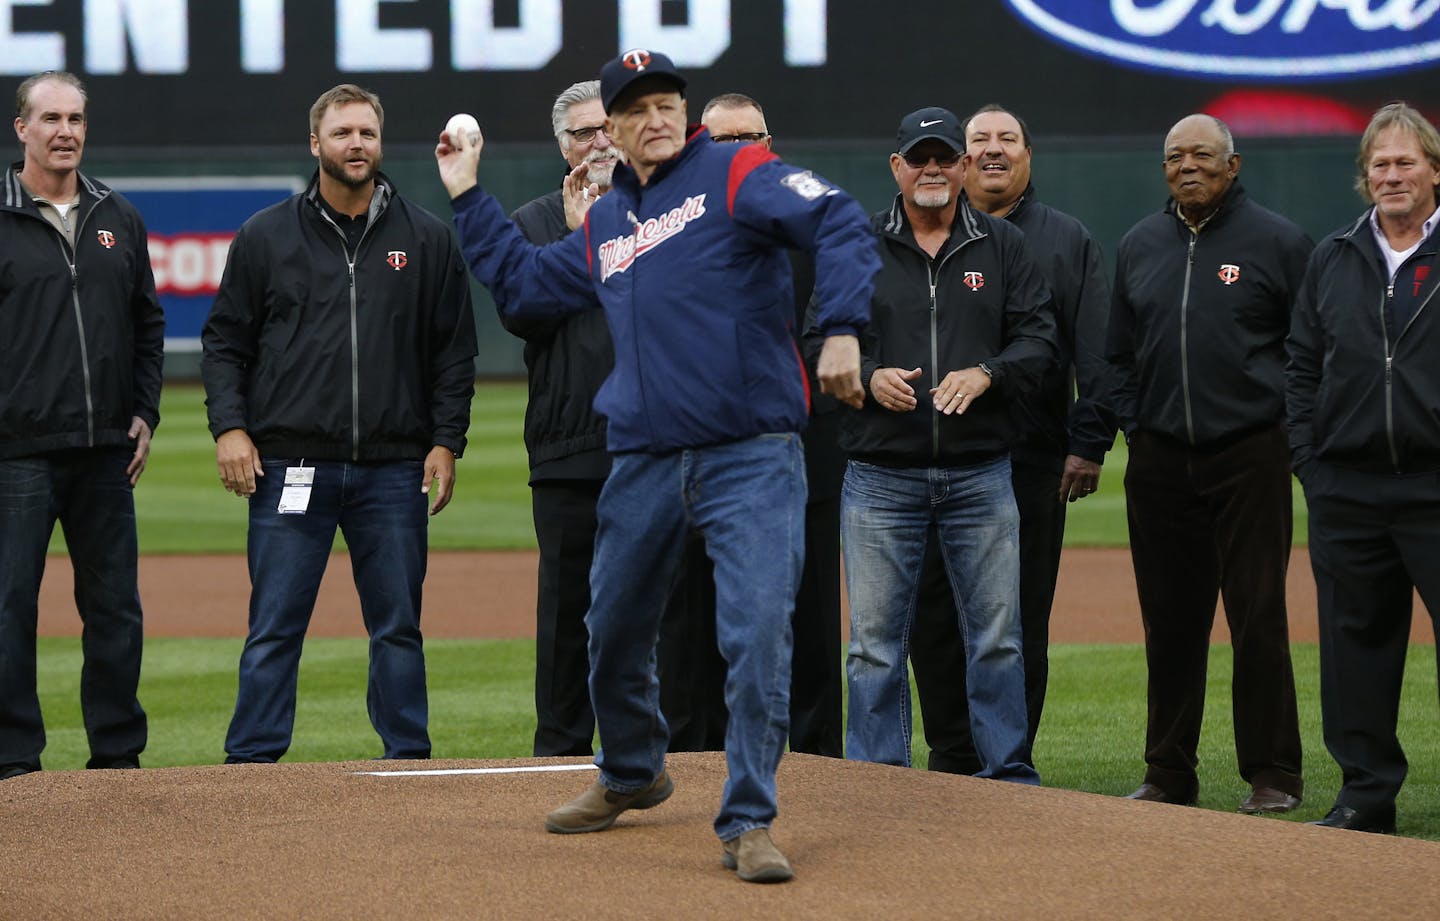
top-left (545, 776), bottom-right (674, 834)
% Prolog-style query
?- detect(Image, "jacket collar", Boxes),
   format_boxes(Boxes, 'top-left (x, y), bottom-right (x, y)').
top-left (609, 126), bottom-right (710, 197)
top-left (879, 191), bottom-right (987, 251)
top-left (303, 169), bottom-right (394, 225)
top-left (3, 161), bottom-right (109, 213)
top-left (1165, 180), bottom-right (1246, 232)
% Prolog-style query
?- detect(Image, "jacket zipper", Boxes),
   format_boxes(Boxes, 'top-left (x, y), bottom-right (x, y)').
top-left (926, 239), bottom-right (973, 462)
top-left (318, 208), bottom-right (376, 462)
top-left (1382, 256), bottom-right (1440, 470)
top-left (58, 235), bottom-right (96, 447)
top-left (1180, 234), bottom-right (1197, 446)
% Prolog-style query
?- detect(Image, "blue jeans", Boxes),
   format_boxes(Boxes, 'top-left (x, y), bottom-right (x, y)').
top-left (841, 457), bottom-right (1037, 783)
top-left (0, 449), bottom-right (146, 771)
top-left (586, 434), bottom-right (804, 841)
top-left (225, 459), bottom-right (430, 762)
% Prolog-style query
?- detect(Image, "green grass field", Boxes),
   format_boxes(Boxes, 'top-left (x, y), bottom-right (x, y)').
top-left (115, 382), bottom-right (1302, 553)
top-left (32, 382), bottom-right (1431, 837)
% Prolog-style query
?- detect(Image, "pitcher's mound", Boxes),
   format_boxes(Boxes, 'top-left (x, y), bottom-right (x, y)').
top-left (3, 752), bottom-right (1435, 919)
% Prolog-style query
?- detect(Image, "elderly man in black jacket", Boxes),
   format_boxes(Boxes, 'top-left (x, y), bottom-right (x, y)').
top-left (506, 79), bottom-right (623, 758)
top-left (1110, 113), bottom-right (1310, 814)
top-left (910, 104), bottom-right (1115, 774)
top-left (1287, 102), bottom-right (1440, 835)
top-left (0, 71), bottom-right (165, 781)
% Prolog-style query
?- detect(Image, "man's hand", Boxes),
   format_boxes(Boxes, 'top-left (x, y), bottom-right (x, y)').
top-left (435, 123), bottom-right (484, 199)
top-left (871, 367), bottom-right (922, 412)
top-left (125, 416), bottom-right (152, 486)
top-left (562, 161), bottom-right (599, 231)
top-left (817, 334), bottom-right (865, 409)
top-left (422, 446), bottom-right (457, 516)
top-left (931, 367), bottom-right (992, 415)
top-left (1058, 455), bottom-right (1103, 503)
top-left (216, 429), bottom-right (263, 497)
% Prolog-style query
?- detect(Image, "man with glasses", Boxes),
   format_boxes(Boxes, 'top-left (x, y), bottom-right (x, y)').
top-left (806, 107), bottom-right (1054, 780)
top-left (505, 79), bottom-right (624, 758)
top-left (909, 104), bottom-right (1116, 776)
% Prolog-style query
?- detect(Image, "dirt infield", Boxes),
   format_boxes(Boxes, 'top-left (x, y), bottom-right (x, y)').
top-left (35, 547), bottom-right (1433, 644)
top-left (4, 752), bottom-right (1439, 920)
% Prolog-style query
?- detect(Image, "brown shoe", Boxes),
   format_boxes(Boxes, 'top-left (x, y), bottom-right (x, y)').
top-left (1124, 783), bottom-right (1197, 806)
top-left (720, 828), bottom-right (793, 883)
top-left (544, 771), bottom-right (673, 834)
top-left (1239, 786), bottom-right (1302, 815)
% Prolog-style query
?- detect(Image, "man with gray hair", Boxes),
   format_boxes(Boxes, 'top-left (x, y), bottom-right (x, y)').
top-left (1286, 102), bottom-right (1440, 834)
top-left (0, 70), bottom-right (165, 780)
top-left (505, 79), bottom-right (624, 757)
top-left (1109, 113), bottom-right (1310, 813)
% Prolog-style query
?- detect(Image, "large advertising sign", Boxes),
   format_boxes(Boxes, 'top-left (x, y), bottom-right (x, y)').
top-left (110, 177), bottom-right (304, 350)
top-left (3, 1), bottom-right (1437, 142)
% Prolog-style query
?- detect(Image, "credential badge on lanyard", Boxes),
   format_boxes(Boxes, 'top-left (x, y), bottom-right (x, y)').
top-left (278, 461), bottom-right (315, 514)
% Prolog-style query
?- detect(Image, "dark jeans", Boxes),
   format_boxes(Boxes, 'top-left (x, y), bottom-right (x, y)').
top-left (531, 480), bottom-right (603, 757)
top-left (657, 495), bottom-right (844, 758)
top-left (225, 459), bottom-right (430, 763)
top-left (1303, 461), bottom-right (1440, 813)
top-left (0, 449), bottom-right (146, 771)
top-left (910, 460), bottom-right (1065, 773)
top-left (1125, 426), bottom-right (1302, 801)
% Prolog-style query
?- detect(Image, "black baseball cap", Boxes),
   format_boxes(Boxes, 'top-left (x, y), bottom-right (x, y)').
top-left (600, 49), bottom-right (687, 114)
top-left (896, 107), bottom-right (965, 154)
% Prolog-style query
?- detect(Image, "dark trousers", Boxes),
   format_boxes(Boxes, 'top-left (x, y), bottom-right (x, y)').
top-left (1304, 461), bottom-right (1440, 813)
top-left (0, 449), bottom-right (147, 772)
top-left (1125, 426), bottom-right (1302, 800)
top-left (657, 496), bottom-right (845, 757)
top-left (658, 534), bottom-right (728, 751)
top-left (530, 480), bottom-right (603, 756)
top-left (909, 461), bottom-right (1064, 773)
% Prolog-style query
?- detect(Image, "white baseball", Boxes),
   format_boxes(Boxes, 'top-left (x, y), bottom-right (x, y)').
top-left (445, 113), bottom-right (480, 148)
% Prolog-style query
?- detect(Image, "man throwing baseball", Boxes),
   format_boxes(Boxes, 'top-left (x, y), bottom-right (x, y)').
top-left (436, 50), bottom-right (877, 882)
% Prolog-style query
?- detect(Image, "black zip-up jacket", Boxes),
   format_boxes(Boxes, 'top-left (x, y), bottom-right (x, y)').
top-left (1004, 186), bottom-right (1117, 471)
top-left (805, 194), bottom-right (1056, 466)
top-left (202, 173), bottom-right (477, 461)
top-left (1, 163), bottom-right (165, 460)
top-left (1108, 182), bottom-right (1313, 447)
top-left (507, 187), bottom-right (612, 483)
top-left (1286, 208), bottom-right (1440, 475)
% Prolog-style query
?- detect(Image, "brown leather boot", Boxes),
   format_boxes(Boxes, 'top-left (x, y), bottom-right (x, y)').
top-left (544, 770), bottom-right (673, 834)
top-left (721, 828), bottom-right (793, 883)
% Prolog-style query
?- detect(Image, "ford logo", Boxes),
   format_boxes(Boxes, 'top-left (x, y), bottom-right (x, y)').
top-left (1002, 0), bottom-right (1440, 81)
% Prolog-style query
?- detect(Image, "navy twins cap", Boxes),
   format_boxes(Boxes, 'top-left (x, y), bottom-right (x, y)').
top-left (600, 49), bottom-right (687, 113)
top-left (896, 107), bottom-right (965, 154)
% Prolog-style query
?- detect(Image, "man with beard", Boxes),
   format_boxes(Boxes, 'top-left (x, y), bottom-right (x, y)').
top-left (202, 84), bottom-right (478, 763)
top-left (505, 79), bottom-right (626, 758)
top-left (808, 107), bottom-right (1054, 780)
top-left (909, 104), bottom-right (1114, 774)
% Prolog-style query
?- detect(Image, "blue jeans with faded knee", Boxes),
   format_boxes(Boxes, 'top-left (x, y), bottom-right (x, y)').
top-left (842, 456), bottom-right (1037, 783)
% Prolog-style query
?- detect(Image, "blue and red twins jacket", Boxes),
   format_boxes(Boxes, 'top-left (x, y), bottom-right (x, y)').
top-left (453, 128), bottom-right (878, 455)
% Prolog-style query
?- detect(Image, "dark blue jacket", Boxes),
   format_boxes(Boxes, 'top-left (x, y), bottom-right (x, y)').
top-left (453, 128), bottom-right (877, 455)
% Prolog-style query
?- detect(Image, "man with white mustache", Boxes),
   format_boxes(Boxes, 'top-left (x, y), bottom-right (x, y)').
top-left (909, 105), bottom-right (1117, 776)
top-left (809, 107), bottom-right (1055, 779)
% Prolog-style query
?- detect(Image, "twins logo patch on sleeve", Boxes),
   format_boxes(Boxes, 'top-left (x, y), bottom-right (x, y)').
top-left (780, 171), bottom-right (835, 200)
